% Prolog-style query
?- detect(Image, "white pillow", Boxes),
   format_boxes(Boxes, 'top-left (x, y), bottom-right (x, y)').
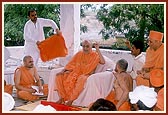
top-left (95, 56), bottom-right (115, 73)
top-left (4, 93), bottom-right (15, 111)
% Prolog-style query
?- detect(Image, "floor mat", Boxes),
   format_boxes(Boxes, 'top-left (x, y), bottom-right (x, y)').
top-left (14, 100), bottom-right (41, 111)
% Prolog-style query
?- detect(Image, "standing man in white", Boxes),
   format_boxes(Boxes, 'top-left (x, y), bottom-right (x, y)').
top-left (24, 9), bottom-right (61, 66)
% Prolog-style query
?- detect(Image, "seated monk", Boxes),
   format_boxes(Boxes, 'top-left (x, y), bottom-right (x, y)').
top-left (150, 69), bottom-right (164, 111)
top-left (106, 59), bottom-right (133, 111)
top-left (4, 80), bottom-right (13, 95)
top-left (136, 30), bottom-right (164, 87)
top-left (14, 55), bottom-right (48, 102)
top-left (55, 40), bottom-right (105, 106)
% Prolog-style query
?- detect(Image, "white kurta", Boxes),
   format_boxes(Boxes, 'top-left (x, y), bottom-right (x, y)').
top-left (130, 53), bottom-right (145, 89)
top-left (24, 18), bottom-right (58, 66)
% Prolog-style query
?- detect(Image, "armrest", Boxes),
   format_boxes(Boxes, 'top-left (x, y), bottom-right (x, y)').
top-left (48, 67), bottom-right (64, 88)
top-left (95, 56), bottom-right (115, 73)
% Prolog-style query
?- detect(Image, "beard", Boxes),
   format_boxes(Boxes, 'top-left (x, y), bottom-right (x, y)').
top-left (27, 64), bottom-right (34, 68)
top-left (31, 17), bottom-right (37, 23)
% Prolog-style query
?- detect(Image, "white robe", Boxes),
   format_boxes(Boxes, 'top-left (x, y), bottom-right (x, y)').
top-left (24, 18), bottom-right (58, 66)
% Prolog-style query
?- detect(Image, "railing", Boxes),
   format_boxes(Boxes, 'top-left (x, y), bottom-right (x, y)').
top-left (3, 46), bottom-right (137, 85)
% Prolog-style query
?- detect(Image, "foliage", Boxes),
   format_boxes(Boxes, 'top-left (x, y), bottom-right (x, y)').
top-left (96, 4), bottom-right (164, 51)
top-left (80, 4), bottom-right (95, 34)
top-left (4, 4), bottom-right (60, 46)
top-left (4, 4), bottom-right (94, 46)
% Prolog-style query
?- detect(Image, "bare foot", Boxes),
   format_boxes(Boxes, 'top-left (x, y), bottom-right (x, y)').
top-left (56, 98), bottom-right (65, 104)
top-left (65, 100), bottom-right (73, 106)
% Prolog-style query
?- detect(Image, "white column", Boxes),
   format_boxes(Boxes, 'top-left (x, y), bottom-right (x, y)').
top-left (59, 4), bottom-right (80, 66)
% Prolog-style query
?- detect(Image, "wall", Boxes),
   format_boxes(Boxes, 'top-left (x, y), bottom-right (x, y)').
top-left (4, 46), bottom-right (136, 84)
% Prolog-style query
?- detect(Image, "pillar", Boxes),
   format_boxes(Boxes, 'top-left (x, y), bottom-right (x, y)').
top-left (59, 4), bottom-right (80, 66)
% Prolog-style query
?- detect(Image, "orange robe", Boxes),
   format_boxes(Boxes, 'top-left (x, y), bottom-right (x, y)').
top-left (136, 44), bottom-right (164, 87)
top-left (156, 88), bottom-right (164, 111)
top-left (14, 66), bottom-right (48, 101)
top-left (55, 51), bottom-right (100, 101)
top-left (106, 91), bottom-right (131, 111)
top-left (4, 84), bottom-right (13, 95)
top-left (38, 34), bottom-right (68, 62)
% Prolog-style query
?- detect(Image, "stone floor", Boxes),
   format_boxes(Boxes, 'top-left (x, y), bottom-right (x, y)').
top-left (10, 88), bottom-right (87, 111)
top-left (10, 87), bottom-right (47, 111)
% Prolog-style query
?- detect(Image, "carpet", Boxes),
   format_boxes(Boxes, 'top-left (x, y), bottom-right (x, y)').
top-left (14, 100), bottom-right (89, 111)
top-left (14, 100), bottom-right (41, 111)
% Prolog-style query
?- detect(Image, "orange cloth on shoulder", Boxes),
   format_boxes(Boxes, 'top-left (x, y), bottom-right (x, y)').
top-left (38, 34), bottom-right (68, 62)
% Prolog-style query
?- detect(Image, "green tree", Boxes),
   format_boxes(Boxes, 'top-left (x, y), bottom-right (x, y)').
top-left (80, 4), bottom-right (95, 34)
top-left (4, 4), bottom-right (60, 46)
top-left (4, 4), bottom-right (94, 46)
top-left (96, 4), bottom-right (164, 50)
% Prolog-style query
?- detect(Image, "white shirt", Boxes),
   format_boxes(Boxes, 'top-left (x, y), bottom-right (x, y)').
top-left (23, 18), bottom-right (58, 66)
top-left (130, 53), bottom-right (145, 89)
top-left (24, 18), bottom-right (58, 43)
top-left (130, 53), bottom-right (145, 79)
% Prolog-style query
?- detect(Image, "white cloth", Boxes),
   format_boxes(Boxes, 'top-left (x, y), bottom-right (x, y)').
top-left (47, 67), bottom-right (63, 102)
top-left (4, 93), bottom-right (15, 111)
top-left (33, 104), bottom-right (56, 111)
top-left (47, 56), bottom-right (116, 107)
top-left (129, 85), bottom-right (157, 108)
top-left (24, 18), bottom-right (58, 66)
top-left (73, 71), bottom-right (115, 107)
top-left (47, 70), bottom-right (115, 107)
top-left (130, 53), bottom-right (145, 89)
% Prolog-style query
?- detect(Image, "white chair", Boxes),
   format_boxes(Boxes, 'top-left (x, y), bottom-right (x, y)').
top-left (47, 56), bottom-right (116, 107)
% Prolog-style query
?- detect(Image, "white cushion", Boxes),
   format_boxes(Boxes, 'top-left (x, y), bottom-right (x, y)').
top-left (95, 56), bottom-right (115, 73)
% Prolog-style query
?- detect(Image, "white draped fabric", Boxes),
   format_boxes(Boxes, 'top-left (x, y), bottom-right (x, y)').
top-left (73, 71), bottom-right (115, 107)
top-left (47, 56), bottom-right (115, 107)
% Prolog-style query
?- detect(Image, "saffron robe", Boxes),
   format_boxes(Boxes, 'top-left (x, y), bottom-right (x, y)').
top-left (106, 91), bottom-right (131, 111)
top-left (136, 44), bottom-right (164, 87)
top-left (156, 88), bottom-right (164, 111)
top-left (55, 51), bottom-right (100, 101)
top-left (38, 34), bottom-right (68, 62)
top-left (4, 84), bottom-right (13, 95)
top-left (14, 66), bottom-right (48, 101)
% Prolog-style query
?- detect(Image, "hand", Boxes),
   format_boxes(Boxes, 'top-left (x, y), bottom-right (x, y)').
top-left (142, 72), bottom-right (150, 79)
top-left (56, 69), bottom-right (70, 76)
top-left (38, 86), bottom-right (43, 93)
top-left (36, 41), bottom-right (40, 45)
top-left (93, 42), bottom-right (99, 50)
top-left (29, 88), bottom-right (36, 93)
top-left (137, 70), bottom-right (142, 75)
top-left (125, 39), bottom-right (131, 49)
top-left (56, 29), bottom-right (62, 35)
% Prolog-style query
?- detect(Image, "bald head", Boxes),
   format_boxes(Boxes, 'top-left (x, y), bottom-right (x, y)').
top-left (82, 40), bottom-right (92, 53)
top-left (116, 59), bottom-right (128, 72)
top-left (23, 55), bottom-right (34, 68)
top-left (82, 40), bottom-right (92, 46)
top-left (23, 55), bottom-right (32, 62)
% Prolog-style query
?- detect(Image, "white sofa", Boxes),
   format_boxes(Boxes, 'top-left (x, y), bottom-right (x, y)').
top-left (47, 56), bottom-right (116, 107)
